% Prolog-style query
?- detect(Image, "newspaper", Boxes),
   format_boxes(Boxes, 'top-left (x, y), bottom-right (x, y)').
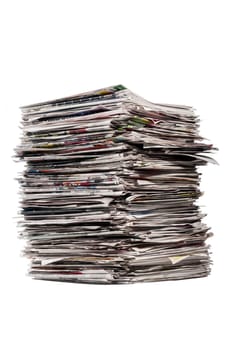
top-left (15, 84), bottom-right (216, 284)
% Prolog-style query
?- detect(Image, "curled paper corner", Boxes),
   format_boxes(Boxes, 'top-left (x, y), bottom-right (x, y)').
top-left (41, 258), bottom-right (64, 266)
top-left (169, 256), bottom-right (189, 265)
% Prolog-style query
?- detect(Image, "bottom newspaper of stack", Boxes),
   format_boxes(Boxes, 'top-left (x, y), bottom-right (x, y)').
top-left (16, 85), bottom-right (217, 284)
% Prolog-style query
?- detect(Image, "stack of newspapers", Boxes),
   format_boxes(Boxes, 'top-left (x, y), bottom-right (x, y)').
top-left (16, 85), bottom-right (216, 284)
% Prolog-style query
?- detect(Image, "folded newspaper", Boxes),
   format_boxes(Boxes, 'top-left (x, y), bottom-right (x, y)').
top-left (15, 84), bottom-right (216, 284)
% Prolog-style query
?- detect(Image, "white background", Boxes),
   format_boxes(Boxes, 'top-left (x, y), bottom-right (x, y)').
top-left (0, 1), bottom-right (231, 349)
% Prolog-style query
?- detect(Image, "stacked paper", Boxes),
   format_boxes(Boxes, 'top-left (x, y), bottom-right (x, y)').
top-left (16, 85), bottom-right (216, 283)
